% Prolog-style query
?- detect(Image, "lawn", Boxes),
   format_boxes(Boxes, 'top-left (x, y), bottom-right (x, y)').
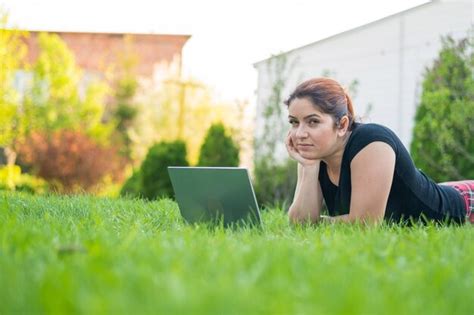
top-left (0, 192), bottom-right (473, 314)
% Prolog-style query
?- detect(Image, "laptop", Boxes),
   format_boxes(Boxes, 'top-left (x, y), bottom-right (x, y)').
top-left (167, 167), bottom-right (261, 227)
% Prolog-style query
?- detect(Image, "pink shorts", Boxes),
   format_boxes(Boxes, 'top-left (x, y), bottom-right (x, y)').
top-left (441, 180), bottom-right (474, 224)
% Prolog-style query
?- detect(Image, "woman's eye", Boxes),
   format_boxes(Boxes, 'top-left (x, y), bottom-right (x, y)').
top-left (309, 120), bottom-right (319, 125)
top-left (289, 120), bottom-right (298, 126)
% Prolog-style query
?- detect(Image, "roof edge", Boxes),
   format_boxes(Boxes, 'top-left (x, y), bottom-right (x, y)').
top-left (3, 27), bottom-right (192, 39)
top-left (253, 1), bottom-right (433, 67)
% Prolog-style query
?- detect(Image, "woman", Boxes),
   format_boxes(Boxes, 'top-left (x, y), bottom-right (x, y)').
top-left (285, 77), bottom-right (473, 225)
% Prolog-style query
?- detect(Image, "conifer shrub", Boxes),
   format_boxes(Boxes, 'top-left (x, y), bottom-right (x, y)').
top-left (119, 169), bottom-right (142, 198)
top-left (411, 35), bottom-right (474, 182)
top-left (140, 140), bottom-right (188, 200)
top-left (197, 123), bottom-right (239, 167)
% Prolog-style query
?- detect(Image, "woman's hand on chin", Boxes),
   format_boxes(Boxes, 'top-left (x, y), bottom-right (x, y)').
top-left (285, 131), bottom-right (320, 167)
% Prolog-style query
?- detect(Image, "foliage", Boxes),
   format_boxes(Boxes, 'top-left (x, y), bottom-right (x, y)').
top-left (110, 35), bottom-right (139, 161)
top-left (411, 34), bottom-right (474, 182)
top-left (0, 165), bottom-right (48, 194)
top-left (0, 11), bottom-right (29, 175)
top-left (1, 24), bottom-right (116, 164)
top-left (254, 54), bottom-right (297, 207)
top-left (119, 169), bottom-right (143, 198)
top-left (0, 13), bottom-right (28, 149)
top-left (256, 54), bottom-right (292, 159)
top-left (253, 158), bottom-right (297, 208)
top-left (0, 192), bottom-right (473, 314)
top-left (22, 32), bottom-right (114, 144)
top-left (140, 140), bottom-right (189, 200)
top-left (132, 76), bottom-right (248, 165)
top-left (197, 122), bottom-right (239, 167)
top-left (15, 130), bottom-right (125, 193)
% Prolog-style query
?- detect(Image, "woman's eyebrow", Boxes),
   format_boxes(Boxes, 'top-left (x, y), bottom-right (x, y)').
top-left (288, 114), bottom-right (321, 119)
top-left (304, 114), bottom-right (321, 119)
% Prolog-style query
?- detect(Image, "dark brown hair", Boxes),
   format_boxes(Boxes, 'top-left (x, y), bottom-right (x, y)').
top-left (284, 77), bottom-right (355, 130)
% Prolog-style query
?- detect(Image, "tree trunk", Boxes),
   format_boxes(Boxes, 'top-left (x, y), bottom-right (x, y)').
top-left (4, 146), bottom-right (17, 166)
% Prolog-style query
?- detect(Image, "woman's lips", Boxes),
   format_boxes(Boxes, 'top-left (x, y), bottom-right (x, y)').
top-left (297, 144), bottom-right (313, 150)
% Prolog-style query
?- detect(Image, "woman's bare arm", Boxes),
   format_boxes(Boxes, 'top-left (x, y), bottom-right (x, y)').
top-left (285, 130), bottom-right (324, 224)
top-left (288, 163), bottom-right (324, 224)
top-left (322, 142), bottom-right (396, 225)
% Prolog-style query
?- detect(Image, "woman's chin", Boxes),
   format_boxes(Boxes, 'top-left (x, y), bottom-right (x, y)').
top-left (300, 152), bottom-right (318, 160)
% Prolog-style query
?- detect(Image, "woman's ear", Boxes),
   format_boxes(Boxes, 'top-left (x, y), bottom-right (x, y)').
top-left (337, 116), bottom-right (350, 136)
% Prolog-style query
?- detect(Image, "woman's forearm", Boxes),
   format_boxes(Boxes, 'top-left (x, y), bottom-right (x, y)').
top-left (321, 214), bottom-right (382, 225)
top-left (288, 162), bottom-right (323, 223)
top-left (320, 214), bottom-right (351, 223)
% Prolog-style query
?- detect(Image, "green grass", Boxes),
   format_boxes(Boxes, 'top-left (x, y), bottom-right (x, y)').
top-left (0, 192), bottom-right (473, 315)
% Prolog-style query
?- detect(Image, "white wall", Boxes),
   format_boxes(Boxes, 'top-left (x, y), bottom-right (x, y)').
top-left (254, 0), bottom-right (473, 162)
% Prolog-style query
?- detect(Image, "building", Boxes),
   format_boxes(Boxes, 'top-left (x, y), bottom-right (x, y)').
top-left (18, 30), bottom-right (190, 87)
top-left (253, 0), bottom-right (473, 161)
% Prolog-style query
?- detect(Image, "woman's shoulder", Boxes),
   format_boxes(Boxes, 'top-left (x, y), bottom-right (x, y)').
top-left (351, 123), bottom-right (399, 142)
top-left (346, 123), bottom-right (401, 160)
top-left (352, 122), bottom-right (396, 136)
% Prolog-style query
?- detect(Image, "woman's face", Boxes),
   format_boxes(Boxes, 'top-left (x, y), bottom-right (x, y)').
top-left (288, 97), bottom-right (342, 160)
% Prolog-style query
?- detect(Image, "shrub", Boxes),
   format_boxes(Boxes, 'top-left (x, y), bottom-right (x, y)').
top-left (0, 164), bottom-right (49, 194)
top-left (16, 130), bottom-right (126, 192)
top-left (197, 122), bottom-right (239, 167)
top-left (140, 140), bottom-right (188, 200)
top-left (411, 35), bottom-right (474, 182)
top-left (253, 158), bottom-right (297, 208)
top-left (120, 169), bottom-right (142, 198)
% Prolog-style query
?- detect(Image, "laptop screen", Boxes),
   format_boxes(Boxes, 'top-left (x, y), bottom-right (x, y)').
top-left (168, 167), bottom-right (261, 227)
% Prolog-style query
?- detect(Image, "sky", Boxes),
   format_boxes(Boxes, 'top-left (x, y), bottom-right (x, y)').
top-left (2, 0), bottom-right (429, 101)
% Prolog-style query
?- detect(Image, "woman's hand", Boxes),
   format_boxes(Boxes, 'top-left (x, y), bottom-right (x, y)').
top-left (285, 130), bottom-right (320, 167)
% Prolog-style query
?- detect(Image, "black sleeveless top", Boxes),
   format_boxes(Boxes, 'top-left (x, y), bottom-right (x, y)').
top-left (319, 123), bottom-right (465, 224)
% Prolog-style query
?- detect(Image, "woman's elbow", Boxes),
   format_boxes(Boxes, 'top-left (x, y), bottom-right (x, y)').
top-left (288, 208), bottom-right (300, 224)
top-left (288, 207), bottom-right (320, 224)
top-left (349, 212), bottom-right (384, 226)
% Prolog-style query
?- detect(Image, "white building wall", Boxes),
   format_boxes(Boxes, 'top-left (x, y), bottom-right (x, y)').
top-left (254, 0), bottom-right (473, 162)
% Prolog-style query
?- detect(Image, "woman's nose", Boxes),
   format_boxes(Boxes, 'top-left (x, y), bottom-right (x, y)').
top-left (295, 125), bottom-right (308, 138)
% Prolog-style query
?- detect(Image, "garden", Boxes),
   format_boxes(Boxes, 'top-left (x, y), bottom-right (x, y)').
top-left (1, 13), bottom-right (473, 315)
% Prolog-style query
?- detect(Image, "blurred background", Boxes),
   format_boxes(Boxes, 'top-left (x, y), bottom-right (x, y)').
top-left (1, 0), bottom-right (472, 206)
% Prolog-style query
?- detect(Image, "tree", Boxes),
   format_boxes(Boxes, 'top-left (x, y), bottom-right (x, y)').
top-left (110, 35), bottom-right (139, 161)
top-left (0, 12), bottom-right (28, 166)
top-left (4, 32), bottom-right (128, 191)
top-left (197, 122), bottom-right (239, 166)
top-left (255, 54), bottom-right (293, 160)
top-left (411, 34), bottom-right (474, 182)
top-left (132, 76), bottom-right (246, 165)
top-left (23, 32), bottom-right (114, 143)
top-left (253, 54), bottom-right (298, 207)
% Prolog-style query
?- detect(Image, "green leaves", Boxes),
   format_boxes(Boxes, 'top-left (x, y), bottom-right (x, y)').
top-left (197, 123), bottom-right (240, 167)
top-left (0, 14), bottom-right (28, 147)
top-left (25, 33), bottom-right (114, 140)
top-left (411, 33), bottom-right (474, 182)
top-left (140, 141), bottom-right (189, 200)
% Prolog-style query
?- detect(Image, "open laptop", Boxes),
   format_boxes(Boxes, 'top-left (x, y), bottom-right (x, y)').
top-left (167, 167), bottom-right (261, 227)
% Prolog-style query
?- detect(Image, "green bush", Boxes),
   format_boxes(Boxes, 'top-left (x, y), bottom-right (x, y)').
top-left (411, 34), bottom-right (474, 182)
top-left (253, 158), bottom-right (297, 208)
top-left (140, 140), bottom-right (188, 200)
top-left (197, 123), bottom-right (239, 167)
top-left (119, 169), bottom-right (142, 198)
top-left (0, 165), bottom-right (48, 194)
